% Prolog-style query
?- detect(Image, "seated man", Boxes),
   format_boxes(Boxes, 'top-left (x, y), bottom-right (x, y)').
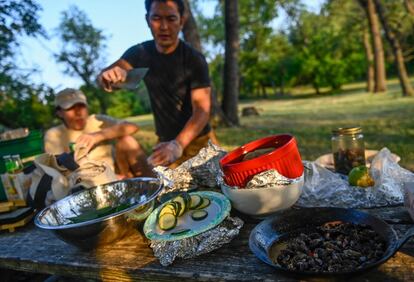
top-left (44, 88), bottom-right (152, 178)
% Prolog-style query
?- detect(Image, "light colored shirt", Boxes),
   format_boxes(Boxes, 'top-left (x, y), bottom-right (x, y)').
top-left (44, 114), bottom-right (120, 170)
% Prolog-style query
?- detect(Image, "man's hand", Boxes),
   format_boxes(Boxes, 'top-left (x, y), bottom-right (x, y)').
top-left (98, 66), bottom-right (128, 92)
top-left (147, 140), bottom-right (183, 167)
top-left (75, 133), bottom-right (101, 155)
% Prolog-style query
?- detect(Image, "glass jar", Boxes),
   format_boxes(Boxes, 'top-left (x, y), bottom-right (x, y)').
top-left (331, 127), bottom-right (366, 175)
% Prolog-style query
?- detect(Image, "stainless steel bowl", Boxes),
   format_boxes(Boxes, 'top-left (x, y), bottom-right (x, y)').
top-left (35, 177), bottom-right (163, 250)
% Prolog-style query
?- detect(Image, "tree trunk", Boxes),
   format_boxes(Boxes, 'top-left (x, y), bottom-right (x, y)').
top-left (358, 0), bottom-right (387, 92)
top-left (222, 0), bottom-right (240, 126)
top-left (280, 68), bottom-right (285, 96)
top-left (363, 30), bottom-right (375, 92)
top-left (261, 84), bottom-right (267, 98)
top-left (182, 0), bottom-right (202, 52)
top-left (405, 0), bottom-right (414, 15)
top-left (313, 83), bottom-right (320, 95)
top-left (98, 92), bottom-right (109, 114)
top-left (374, 0), bottom-right (414, 96)
top-left (182, 0), bottom-right (229, 126)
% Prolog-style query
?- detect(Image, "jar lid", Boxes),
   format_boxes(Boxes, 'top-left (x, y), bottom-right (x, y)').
top-left (332, 127), bottom-right (362, 135)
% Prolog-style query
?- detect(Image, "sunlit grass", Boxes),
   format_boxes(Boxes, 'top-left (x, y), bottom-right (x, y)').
top-left (128, 80), bottom-right (414, 171)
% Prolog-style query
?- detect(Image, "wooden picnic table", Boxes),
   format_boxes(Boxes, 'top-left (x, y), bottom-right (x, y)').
top-left (0, 205), bottom-right (413, 281)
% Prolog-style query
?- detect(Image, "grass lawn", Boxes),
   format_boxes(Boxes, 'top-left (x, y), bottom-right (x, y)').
top-left (128, 79), bottom-right (414, 171)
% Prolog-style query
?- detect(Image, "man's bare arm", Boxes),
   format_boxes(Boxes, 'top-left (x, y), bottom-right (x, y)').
top-left (175, 87), bottom-right (211, 149)
top-left (75, 121), bottom-right (139, 153)
top-left (147, 87), bottom-right (211, 166)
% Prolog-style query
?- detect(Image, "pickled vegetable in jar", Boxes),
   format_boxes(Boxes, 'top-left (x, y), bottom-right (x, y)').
top-left (331, 127), bottom-right (366, 175)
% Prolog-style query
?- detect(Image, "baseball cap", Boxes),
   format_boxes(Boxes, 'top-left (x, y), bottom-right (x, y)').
top-left (54, 88), bottom-right (88, 110)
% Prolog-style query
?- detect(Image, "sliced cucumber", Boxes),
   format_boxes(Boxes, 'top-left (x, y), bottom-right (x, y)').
top-left (159, 204), bottom-right (176, 218)
top-left (191, 210), bottom-right (208, 221)
top-left (172, 194), bottom-right (188, 216)
top-left (172, 200), bottom-right (185, 217)
top-left (157, 193), bottom-right (211, 231)
top-left (158, 213), bottom-right (177, 230)
top-left (189, 194), bottom-right (203, 209)
top-left (196, 197), bottom-right (211, 209)
top-left (182, 193), bottom-right (192, 209)
top-left (160, 203), bottom-right (177, 215)
top-left (169, 201), bottom-right (180, 212)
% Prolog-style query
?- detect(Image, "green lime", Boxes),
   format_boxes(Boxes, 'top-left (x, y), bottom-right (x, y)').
top-left (348, 165), bottom-right (375, 187)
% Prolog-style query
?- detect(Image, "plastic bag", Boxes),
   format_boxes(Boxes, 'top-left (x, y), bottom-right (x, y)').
top-left (298, 148), bottom-right (414, 208)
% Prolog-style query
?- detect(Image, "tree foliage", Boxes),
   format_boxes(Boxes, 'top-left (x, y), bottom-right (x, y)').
top-left (54, 5), bottom-right (152, 116)
top-left (0, 0), bottom-right (54, 130)
top-left (289, 1), bottom-right (367, 92)
top-left (3, 0), bottom-right (414, 131)
top-left (373, 0), bottom-right (414, 96)
top-left (194, 0), bottom-right (413, 98)
top-left (54, 5), bottom-right (111, 113)
top-left (0, 0), bottom-right (45, 64)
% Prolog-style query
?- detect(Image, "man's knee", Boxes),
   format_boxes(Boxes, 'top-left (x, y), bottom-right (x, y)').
top-left (115, 135), bottom-right (140, 152)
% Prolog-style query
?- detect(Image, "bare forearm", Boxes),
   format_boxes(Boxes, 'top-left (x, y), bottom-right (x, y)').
top-left (175, 110), bottom-right (210, 149)
top-left (175, 87), bottom-right (211, 149)
top-left (147, 87), bottom-right (211, 167)
top-left (102, 59), bottom-right (132, 72)
top-left (94, 122), bottom-right (138, 143)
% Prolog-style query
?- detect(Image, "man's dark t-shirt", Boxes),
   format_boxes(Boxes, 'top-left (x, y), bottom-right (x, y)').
top-left (121, 40), bottom-right (211, 142)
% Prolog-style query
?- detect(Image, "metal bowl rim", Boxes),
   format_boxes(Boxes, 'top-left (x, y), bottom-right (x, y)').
top-left (34, 177), bottom-right (163, 230)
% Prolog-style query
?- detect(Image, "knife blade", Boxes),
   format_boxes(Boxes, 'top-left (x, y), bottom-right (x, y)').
top-left (113, 68), bottom-right (148, 90)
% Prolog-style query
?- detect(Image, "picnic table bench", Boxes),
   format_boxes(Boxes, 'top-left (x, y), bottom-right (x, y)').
top-left (0, 206), bottom-right (413, 281)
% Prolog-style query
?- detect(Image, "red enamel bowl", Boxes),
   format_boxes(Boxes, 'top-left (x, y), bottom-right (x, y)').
top-left (219, 134), bottom-right (304, 188)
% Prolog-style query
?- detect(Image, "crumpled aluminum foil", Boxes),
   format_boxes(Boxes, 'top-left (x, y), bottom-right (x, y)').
top-left (245, 169), bottom-right (299, 189)
top-left (297, 148), bottom-right (414, 208)
top-left (216, 168), bottom-right (300, 190)
top-left (150, 216), bottom-right (244, 266)
top-left (154, 142), bottom-right (227, 194)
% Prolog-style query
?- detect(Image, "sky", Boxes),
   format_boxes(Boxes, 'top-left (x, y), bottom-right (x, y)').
top-left (18, 0), bottom-right (324, 90)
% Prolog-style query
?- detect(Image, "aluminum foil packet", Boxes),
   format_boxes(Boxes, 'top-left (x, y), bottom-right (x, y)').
top-left (150, 216), bottom-right (244, 266)
top-left (245, 169), bottom-right (300, 189)
top-left (217, 168), bottom-right (301, 190)
top-left (154, 142), bottom-right (227, 194)
top-left (298, 148), bottom-right (414, 208)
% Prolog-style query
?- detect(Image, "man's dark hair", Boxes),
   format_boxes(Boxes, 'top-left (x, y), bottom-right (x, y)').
top-left (145, 0), bottom-right (185, 17)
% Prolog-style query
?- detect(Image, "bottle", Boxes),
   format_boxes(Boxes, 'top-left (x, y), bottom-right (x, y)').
top-left (11, 154), bottom-right (24, 173)
top-left (69, 142), bottom-right (76, 153)
top-left (331, 127), bottom-right (366, 175)
top-left (3, 155), bottom-right (14, 173)
top-left (1, 155), bottom-right (19, 199)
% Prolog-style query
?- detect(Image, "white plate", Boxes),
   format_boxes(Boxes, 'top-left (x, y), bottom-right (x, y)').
top-left (315, 150), bottom-right (400, 170)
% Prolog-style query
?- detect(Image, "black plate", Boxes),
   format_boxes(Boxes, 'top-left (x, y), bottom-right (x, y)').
top-left (249, 207), bottom-right (414, 276)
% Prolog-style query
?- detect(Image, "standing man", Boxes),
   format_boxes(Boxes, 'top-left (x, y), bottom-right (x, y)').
top-left (98, 0), bottom-right (214, 168)
top-left (44, 88), bottom-right (152, 178)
